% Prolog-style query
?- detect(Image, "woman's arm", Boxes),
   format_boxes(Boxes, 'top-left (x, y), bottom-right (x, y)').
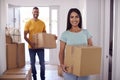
top-left (59, 41), bottom-right (67, 72)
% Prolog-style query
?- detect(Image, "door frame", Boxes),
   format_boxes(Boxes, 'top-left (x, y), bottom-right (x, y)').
top-left (112, 0), bottom-right (120, 79)
top-left (100, 0), bottom-right (110, 80)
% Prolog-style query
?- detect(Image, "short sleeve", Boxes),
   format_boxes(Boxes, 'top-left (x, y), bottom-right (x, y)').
top-left (24, 21), bottom-right (30, 32)
top-left (43, 23), bottom-right (46, 32)
top-left (60, 31), bottom-right (67, 43)
top-left (83, 29), bottom-right (92, 39)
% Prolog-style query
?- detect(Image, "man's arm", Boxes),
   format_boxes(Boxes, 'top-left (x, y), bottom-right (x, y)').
top-left (24, 31), bottom-right (35, 48)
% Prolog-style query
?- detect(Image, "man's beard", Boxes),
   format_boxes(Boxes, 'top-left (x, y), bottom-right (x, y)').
top-left (34, 14), bottom-right (38, 18)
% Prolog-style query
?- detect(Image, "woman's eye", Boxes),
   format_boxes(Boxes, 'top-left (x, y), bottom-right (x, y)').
top-left (70, 16), bottom-right (79, 19)
top-left (76, 16), bottom-right (79, 18)
top-left (70, 16), bottom-right (74, 18)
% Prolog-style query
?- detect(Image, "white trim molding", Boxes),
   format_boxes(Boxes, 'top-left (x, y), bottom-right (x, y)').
top-left (100, 0), bottom-right (110, 80)
top-left (112, 0), bottom-right (120, 79)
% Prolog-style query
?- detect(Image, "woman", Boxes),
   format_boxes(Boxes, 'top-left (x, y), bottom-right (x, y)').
top-left (59, 8), bottom-right (93, 80)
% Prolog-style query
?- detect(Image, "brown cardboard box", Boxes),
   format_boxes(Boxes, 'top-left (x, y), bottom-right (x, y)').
top-left (17, 43), bottom-right (25, 68)
top-left (64, 45), bottom-right (101, 77)
top-left (32, 33), bottom-right (56, 49)
top-left (4, 68), bottom-right (30, 75)
top-left (3, 65), bottom-right (32, 79)
top-left (0, 75), bottom-right (27, 80)
top-left (6, 44), bottom-right (17, 69)
top-left (5, 70), bottom-right (28, 75)
top-left (6, 43), bottom-right (26, 69)
top-left (4, 67), bottom-right (32, 80)
top-left (6, 35), bottom-right (12, 44)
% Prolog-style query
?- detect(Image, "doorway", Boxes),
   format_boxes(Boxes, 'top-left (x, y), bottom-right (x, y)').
top-left (20, 7), bottom-right (59, 64)
top-left (7, 6), bottom-right (59, 64)
top-left (20, 7), bottom-right (50, 63)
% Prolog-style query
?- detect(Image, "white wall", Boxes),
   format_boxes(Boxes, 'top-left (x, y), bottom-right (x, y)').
top-left (0, 0), bottom-right (7, 75)
top-left (85, 0), bottom-right (102, 80)
top-left (86, 0), bottom-right (101, 45)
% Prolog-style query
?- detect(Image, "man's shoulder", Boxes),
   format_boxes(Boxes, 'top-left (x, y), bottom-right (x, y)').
top-left (26, 19), bottom-right (32, 23)
top-left (38, 19), bottom-right (45, 23)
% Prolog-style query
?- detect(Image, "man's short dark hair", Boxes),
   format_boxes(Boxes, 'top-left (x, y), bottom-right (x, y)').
top-left (33, 7), bottom-right (39, 10)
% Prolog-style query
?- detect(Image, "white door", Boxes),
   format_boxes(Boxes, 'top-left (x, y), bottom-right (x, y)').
top-left (49, 6), bottom-right (59, 64)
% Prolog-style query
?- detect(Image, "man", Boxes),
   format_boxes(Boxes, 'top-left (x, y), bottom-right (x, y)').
top-left (24, 7), bottom-right (46, 80)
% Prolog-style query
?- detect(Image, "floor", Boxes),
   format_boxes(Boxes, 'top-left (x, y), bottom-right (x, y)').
top-left (31, 64), bottom-right (103, 80)
top-left (32, 64), bottom-right (63, 80)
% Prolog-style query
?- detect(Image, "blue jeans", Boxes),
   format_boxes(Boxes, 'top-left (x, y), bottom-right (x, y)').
top-left (63, 72), bottom-right (89, 80)
top-left (29, 48), bottom-right (45, 80)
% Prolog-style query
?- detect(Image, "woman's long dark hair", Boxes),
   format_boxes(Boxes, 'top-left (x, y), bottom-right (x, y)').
top-left (66, 8), bottom-right (82, 30)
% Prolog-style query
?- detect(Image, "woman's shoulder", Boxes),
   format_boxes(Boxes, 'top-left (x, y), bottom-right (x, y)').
top-left (82, 29), bottom-right (89, 33)
top-left (82, 29), bottom-right (92, 37)
top-left (60, 30), bottom-right (70, 36)
top-left (62, 30), bottom-right (70, 34)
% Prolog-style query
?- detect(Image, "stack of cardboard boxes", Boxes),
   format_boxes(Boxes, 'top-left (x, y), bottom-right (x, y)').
top-left (0, 35), bottom-right (32, 80)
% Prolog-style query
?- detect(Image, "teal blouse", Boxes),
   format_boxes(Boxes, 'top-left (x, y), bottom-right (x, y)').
top-left (60, 29), bottom-right (92, 46)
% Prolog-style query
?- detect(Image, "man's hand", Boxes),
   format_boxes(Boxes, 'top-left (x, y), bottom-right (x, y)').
top-left (53, 35), bottom-right (57, 40)
top-left (30, 42), bottom-right (35, 49)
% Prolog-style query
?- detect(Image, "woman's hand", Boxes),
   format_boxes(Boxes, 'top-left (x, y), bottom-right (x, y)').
top-left (60, 64), bottom-right (68, 72)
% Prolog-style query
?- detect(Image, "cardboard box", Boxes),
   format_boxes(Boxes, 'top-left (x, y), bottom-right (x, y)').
top-left (5, 70), bottom-right (28, 75)
top-left (17, 43), bottom-right (25, 68)
top-left (0, 75), bottom-right (27, 80)
top-left (6, 44), bottom-right (17, 69)
top-left (6, 35), bottom-right (12, 44)
top-left (2, 65), bottom-right (32, 80)
top-left (32, 33), bottom-right (56, 49)
top-left (4, 67), bottom-right (32, 80)
top-left (4, 68), bottom-right (31, 75)
top-left (6, 43), bottom-right (26, 69)
top-left (32, 33), bottom-right (56, 48)
top-left (20, 65), bottom-right (31, 71)
top-left (64, 45), bottom-right (101, 77)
